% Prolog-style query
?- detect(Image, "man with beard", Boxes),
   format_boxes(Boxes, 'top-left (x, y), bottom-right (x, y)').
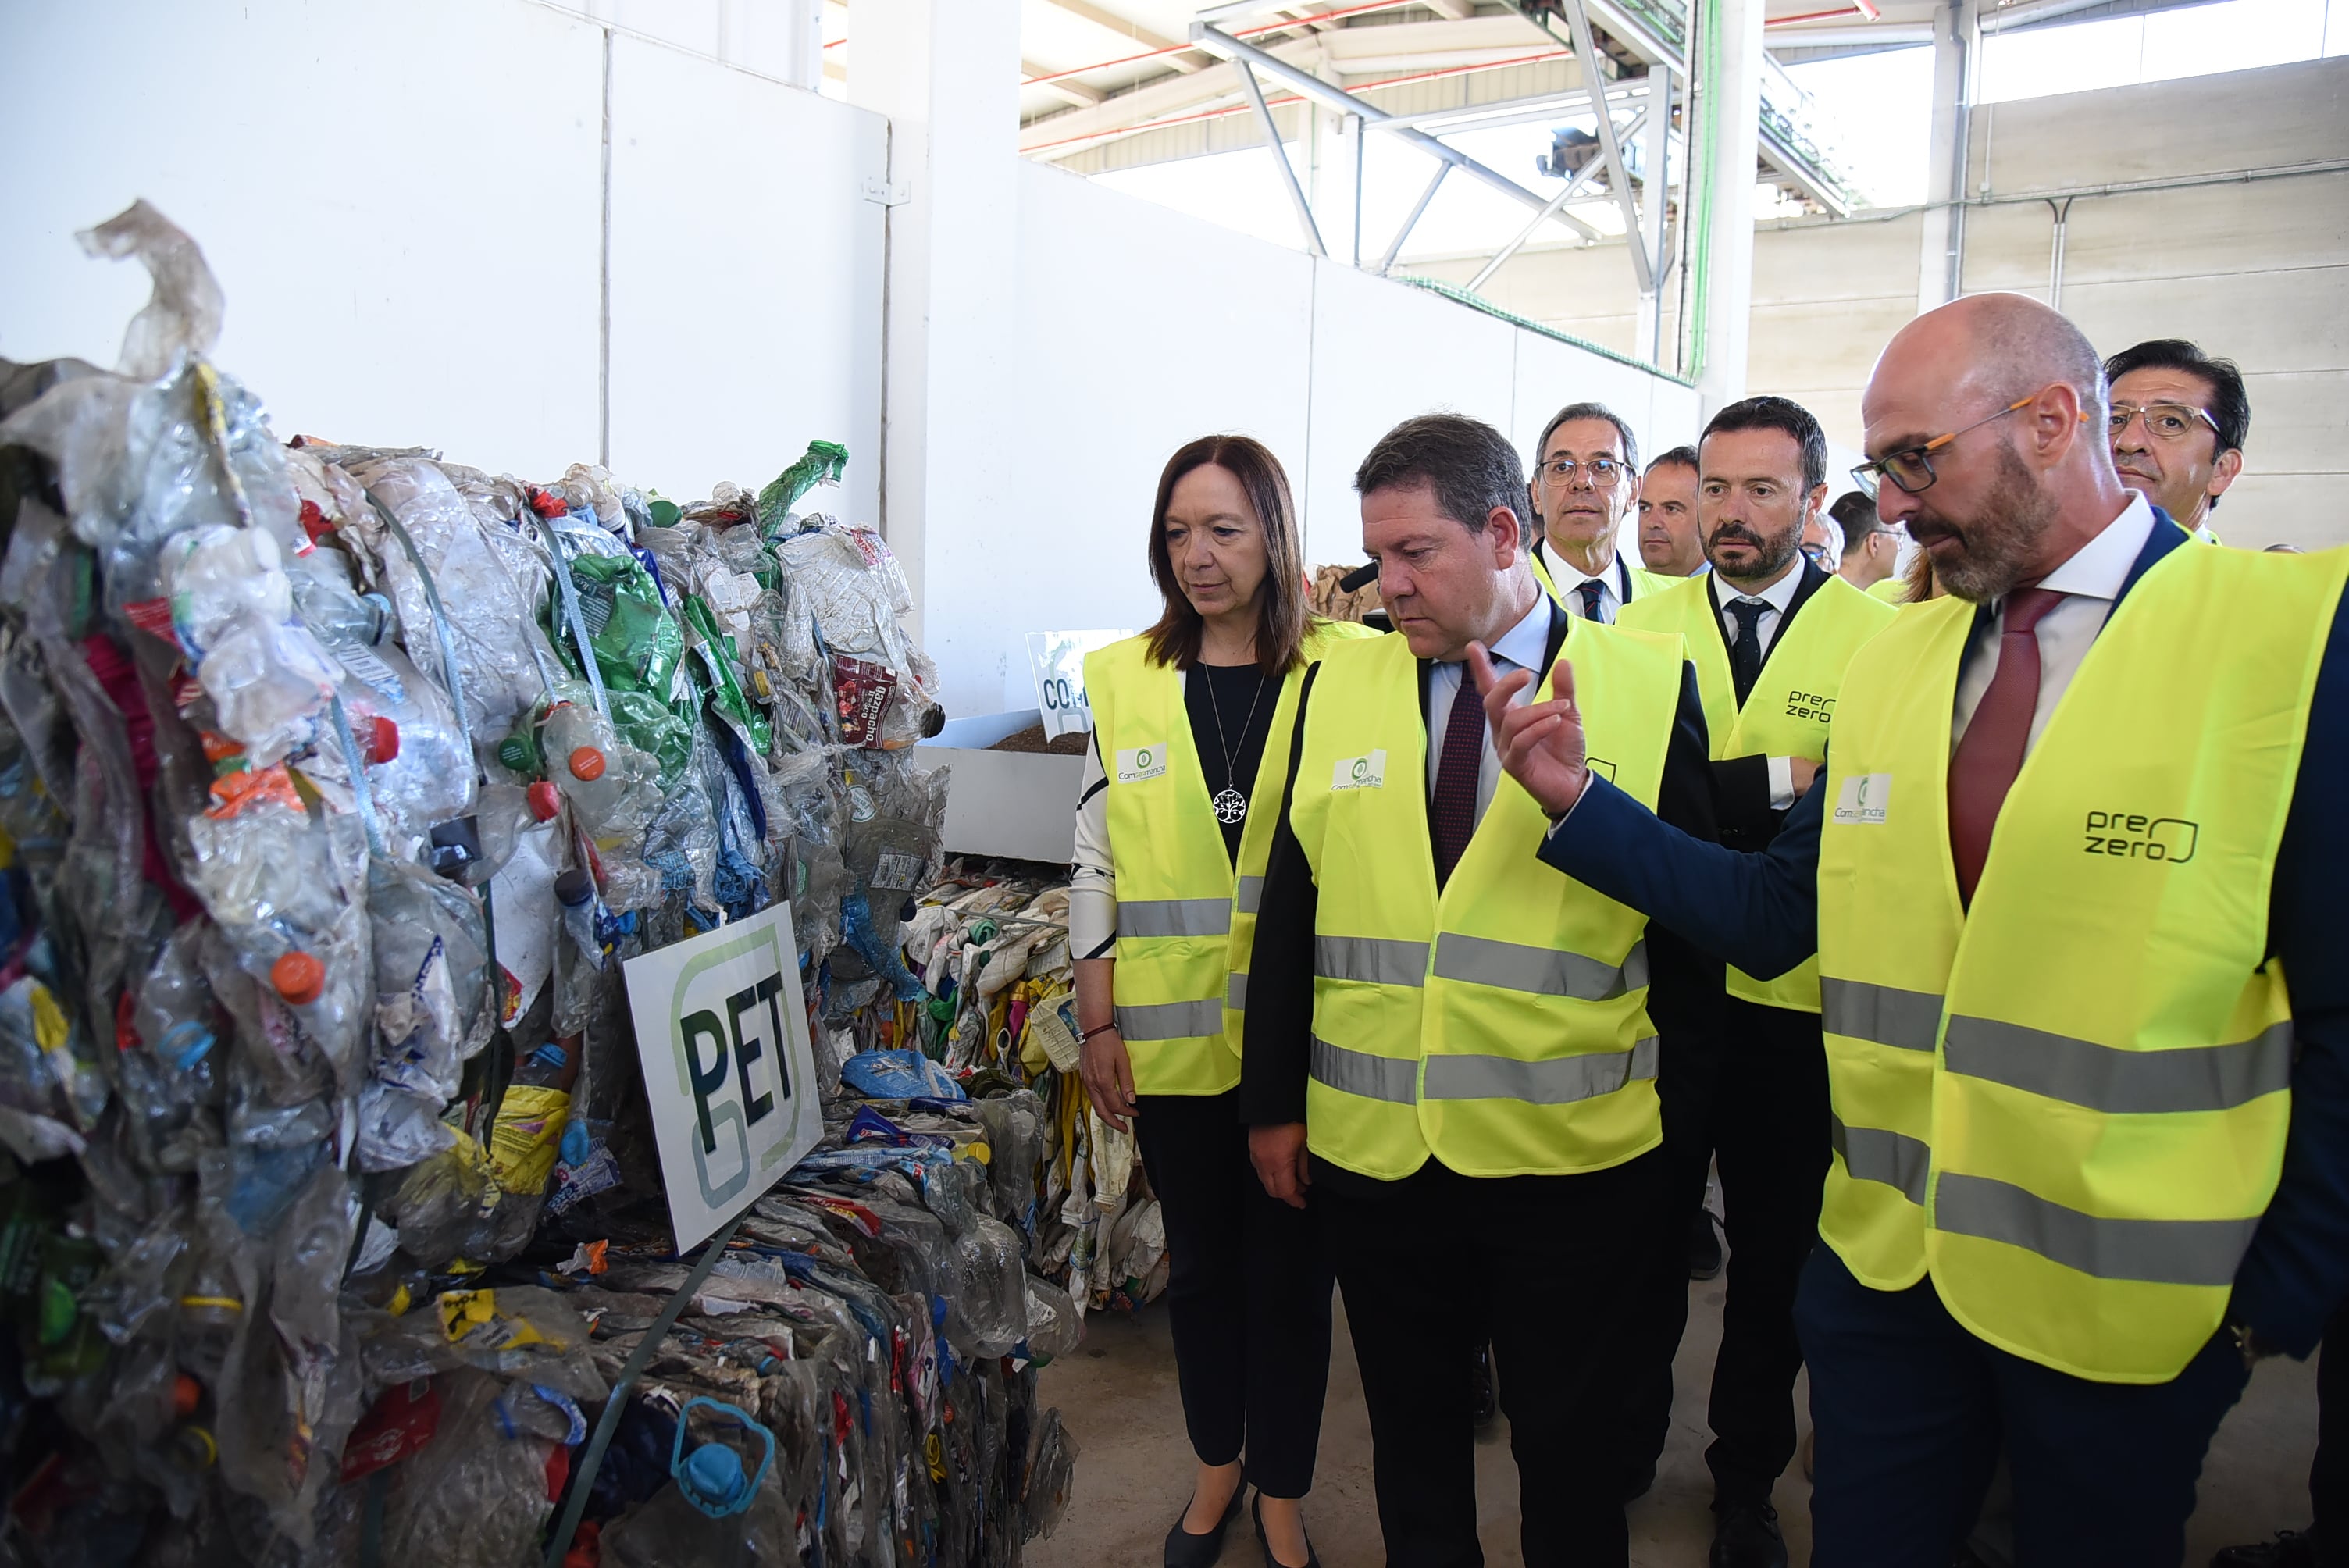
top-left (1525, 401), bottom-right (1674, 621)
top-left (1638, 446), bottom-right (1708, 579)
top-left (1616, 397), bottom-right (1895, 1567)
top-left (2104, 337), bottom-right (2247, 546)
top-left (1478, 291), bottom-right (2349, 1565)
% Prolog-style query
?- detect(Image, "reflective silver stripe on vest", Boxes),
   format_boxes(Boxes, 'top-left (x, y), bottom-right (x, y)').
top-left (1942, 1016), bottom-right (2294, 1115)
top-left (1310, 1036), bottom-right (1418, 1103)
top-left (1431, 934), bottom-right (1649, 1001)
top-left (1830, 1114), bottom-right (1930, 1206)
top-left (1226, 971), bottom-right (1248, 1010)
top-left (1315, 935), bottom-right (1431, 987)
top-left (1114, 998), bottom-right (1226, 1042)
top-left (1423, 1036), bottom-right (1659, 1104)
top-left (1820, 978), bottom-right (1944, 1053)
top-left (1119, 898), bottom-right (1232, 939)
top-left (1932, 1172), bottom-right (2259, 1288)
top-left (1235, 876), bottom-right (1264, 915)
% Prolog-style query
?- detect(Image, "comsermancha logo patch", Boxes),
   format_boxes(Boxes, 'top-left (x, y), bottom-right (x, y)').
top-left (2082, 811), bottom-right (2198, 863)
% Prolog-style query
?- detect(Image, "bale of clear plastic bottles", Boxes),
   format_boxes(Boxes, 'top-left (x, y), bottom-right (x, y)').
top-left (0, 201), bottom-right (1078, 1568)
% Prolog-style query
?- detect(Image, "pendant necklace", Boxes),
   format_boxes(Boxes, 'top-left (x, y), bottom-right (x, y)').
top-left (1203, 661), bottom-right (1271, 826)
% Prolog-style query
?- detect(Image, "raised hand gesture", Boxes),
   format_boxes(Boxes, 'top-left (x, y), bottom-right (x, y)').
top-left (1468, 640), bottom-right (1591, 817)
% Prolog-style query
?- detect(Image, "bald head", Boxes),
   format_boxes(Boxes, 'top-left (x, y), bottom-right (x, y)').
top-left (1868, 293), bottom-right (2105, 426)
top-left (1859, 293), bottom-right (2128, 603)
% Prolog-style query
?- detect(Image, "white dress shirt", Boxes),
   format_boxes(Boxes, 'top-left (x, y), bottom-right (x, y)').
top-left (1951, 492), bottom-right (2155, 757)
top-left (1545, 545), bottom-right (1634, 624)
top-left (1427, 591), bottom-right (1552, 828)
top-left (1713, 562), bottom-right (1807, 807)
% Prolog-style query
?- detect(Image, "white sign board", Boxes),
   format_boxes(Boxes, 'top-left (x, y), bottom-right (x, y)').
top-left (1025, 629), bottom-right (1130, 739)
top-left (622, 901), bottom-right (822, 1249)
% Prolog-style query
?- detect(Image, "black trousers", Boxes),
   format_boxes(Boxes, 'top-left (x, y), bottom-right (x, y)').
top-left (1319, 1149), bottom-right (1666, 1568)
top-left (1132, 1090), bottom-right (1334, 1498)
top-left (2317, 1300), bottom-right (2347, 1565)
top-left (1624, 994), bottom-right (1831, 1502)
top-left (1798, 1245), bottom-right (2251, 1566)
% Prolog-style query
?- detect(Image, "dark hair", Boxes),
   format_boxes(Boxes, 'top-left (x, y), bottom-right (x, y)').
top-left (1354, 414), bottom-right (1525, 537)
top-left (2102, 337), bottom-right (2249, 454)
top-left (1144, 435), bottom-right (1310, 676)
top-left (1701, 395), bottom-right (1828, 490)
top-left (1534, 401), bottom-right (1638, 472)
top-left (1829, 490), bottom-right (1882, 552)
top-left (1645, 444), bottom-right (1698, 476)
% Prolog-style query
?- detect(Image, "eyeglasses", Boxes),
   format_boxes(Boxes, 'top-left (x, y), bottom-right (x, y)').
top-left (1537, 457), bottom-right (1624, 488)
top-left (2109, 401), bottom-right (2219, 444)
top-left (1851, 395), bottom-right (2087, 499)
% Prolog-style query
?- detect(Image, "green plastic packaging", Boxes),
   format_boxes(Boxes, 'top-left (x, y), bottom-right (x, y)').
top-left (754, 440), bottom-right (848, 535)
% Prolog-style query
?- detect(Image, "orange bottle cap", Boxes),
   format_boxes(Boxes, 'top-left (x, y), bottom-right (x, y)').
top-left (527, 781), bottom-right (564, 822)
top-left (369, 715), bottom-right (400, 764)
top-left (173, 1373), bottom-right (201, 1418)
top-left (271, 952), bottom-right (324, 1006)
top-left (568, 746), bottom-right (607, 782)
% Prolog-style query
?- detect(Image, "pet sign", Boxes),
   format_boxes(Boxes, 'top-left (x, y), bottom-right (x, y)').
top-left (623, 901), bottom-right (822, 1249)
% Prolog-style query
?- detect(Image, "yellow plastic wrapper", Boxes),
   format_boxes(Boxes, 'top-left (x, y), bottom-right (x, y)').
top-left (486, 1085), bottom-right (572, 1196)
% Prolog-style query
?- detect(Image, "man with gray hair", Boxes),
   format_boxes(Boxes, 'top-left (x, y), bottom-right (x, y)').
top-left (1524, 401), bottom-right (1671, 621)
top-left (1484, 292), bottom-right (2349, 1563)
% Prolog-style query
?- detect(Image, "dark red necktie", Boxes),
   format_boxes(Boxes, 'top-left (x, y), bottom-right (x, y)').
top-left (1947, 586), bottom-right (2064, 906)
top-left (1431, 666), bottom-right (1487, 889)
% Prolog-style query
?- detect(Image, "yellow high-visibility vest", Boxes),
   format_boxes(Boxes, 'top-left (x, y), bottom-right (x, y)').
top-left (1866, 576), bottom-right (1911, 604)
top-left (1287, 618), bottom-right (1681, 1179)
top-left (1621, 571), bottom-right (1895, 1010)
top-left (1814, 542), bottom-right (2347, 1381)
top-left (1087, 620), bottom-right (1374, 1095)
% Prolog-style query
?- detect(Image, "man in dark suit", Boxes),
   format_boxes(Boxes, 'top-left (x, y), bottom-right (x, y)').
top-left (1616, 397), bottom-right (1897, 1567)
top-left (1474, 292), bottom-right (2349, 1566)
top-left (1241, 413), bottom-right (1719, 1566)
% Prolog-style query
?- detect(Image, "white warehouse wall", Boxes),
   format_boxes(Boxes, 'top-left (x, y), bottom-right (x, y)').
top-left (0, 0), bottom-right (886, 522)
top-left (999, 160), bottom-right (1698, 715)
top-left (1408, 55), bottom-right (2349, 552)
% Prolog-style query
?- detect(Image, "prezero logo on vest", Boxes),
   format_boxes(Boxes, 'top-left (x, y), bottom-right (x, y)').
top-left (2082, 811), bottom-right (2198, 863)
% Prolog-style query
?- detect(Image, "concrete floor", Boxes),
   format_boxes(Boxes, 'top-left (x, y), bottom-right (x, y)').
top-left (1032, 1276), bottom-right (2321, 1566)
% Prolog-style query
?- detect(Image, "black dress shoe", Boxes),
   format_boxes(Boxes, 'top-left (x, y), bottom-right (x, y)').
top-left (1470, 1341), bottom-right (1497, 1429)
top-left (1689, 1210), bottom-right (1726, 1281)
top-left (1164, 1484), bottom-right (1245, 1568)
top-left (1710, 1499), bottom-right (1788, 1568)
top-left (1253, 1491), bottom-right (1322, 1568)
top-left (2211, 1533), bottom-right (2319, 1568)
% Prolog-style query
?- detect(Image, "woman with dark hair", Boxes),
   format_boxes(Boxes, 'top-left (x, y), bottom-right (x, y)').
top-left (1069, 435), bottom-right (1367, 1568)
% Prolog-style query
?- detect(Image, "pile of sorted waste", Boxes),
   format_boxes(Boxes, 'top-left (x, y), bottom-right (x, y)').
top-left (0, 201), bottom-right (1082, 1566)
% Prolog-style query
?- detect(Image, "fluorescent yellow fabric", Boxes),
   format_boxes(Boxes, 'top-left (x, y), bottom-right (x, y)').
top-left (1531, 546), bottom-right (1674, 614)
top-left (1621, 572), bottom-right (1895, 1010)
top-left (1225, 619), bottom-right (1381, 1057)
top-left (1088, 621), bottom-right (1374, 1095)
top-left (1288, 621), bottom-right (1681, 1179)
top-left (1815, 543), bottom-right (2347, 1381)
top-left (1867, 576), bottom-right (1911, 604)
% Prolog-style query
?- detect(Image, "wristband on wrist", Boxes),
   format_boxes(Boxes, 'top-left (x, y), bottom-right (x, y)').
top-left (1078, 1022), bottom-right (1119, 1043)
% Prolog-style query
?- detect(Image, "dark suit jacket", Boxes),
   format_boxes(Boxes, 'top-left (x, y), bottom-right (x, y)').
top-left (1540, 517), bottom-right (2349, 1356)
top-left (1237, 599), bottom-right (1723, 1181)
top-left (1705, 556), bottom-right (1838, 852)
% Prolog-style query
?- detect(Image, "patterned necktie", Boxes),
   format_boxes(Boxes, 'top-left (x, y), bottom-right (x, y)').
top-left (1727, 597), bottom-right (1770, 705)
top-left (1947, 587), bottom-right (2066, 907)
top-left (1576, 579), bottom-right (1607, 624)
top-left (1430, 665), bottom-right (1488, 889)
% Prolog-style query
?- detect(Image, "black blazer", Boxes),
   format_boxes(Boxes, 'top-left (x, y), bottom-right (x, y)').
top-left (1237, 600), bottom-right (1721, 1146)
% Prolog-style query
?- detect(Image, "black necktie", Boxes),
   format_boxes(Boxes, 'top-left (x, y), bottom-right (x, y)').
top-left (1727, 598), bottom-right (1769, 704)
top-left (1576, 579), bottom-right (1606, 624)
